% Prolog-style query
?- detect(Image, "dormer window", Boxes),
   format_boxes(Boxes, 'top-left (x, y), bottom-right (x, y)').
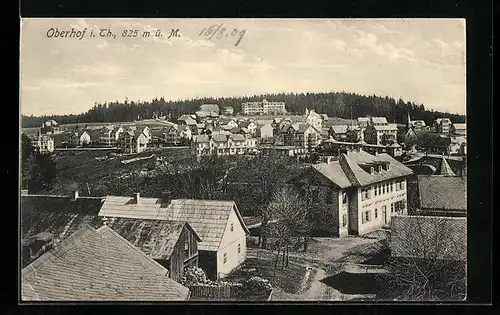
top-left (370, 167), bottom-right (374, 174)
top-left (378, 165), bottom-right (383, 172)
top-left (385, 164), bottom-right (390, 171)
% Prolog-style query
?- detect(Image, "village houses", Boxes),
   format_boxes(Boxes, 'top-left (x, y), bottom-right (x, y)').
top-left (22, 225), bottom-right (190, 301)
top-left (283, 122), bottom-right (322, 150)
top-left (99, 195), bottom-right (250, 280)
top-left (117, 128), bottom-right (150, 153)
top-left (191, 133), bottom-right (257, 157)
top-left (433, 118), bottom-right (452, 134)
top-left (363, 117), bottom-right (399, 146)
top-left (290, 149), bottom-right (413, 237)
top-left (40, 119), bottom-right (60, 135)
top-left (223, 106), bottom-right (234, 116)
top-left (304, 108), bottom-right (324, 132)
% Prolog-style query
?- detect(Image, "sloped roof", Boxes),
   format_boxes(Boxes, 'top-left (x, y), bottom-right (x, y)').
top-left (371, 117), bottom-right (388, 124)
top-left (373, 124), bottom-right (398, 131)
top-left (330, 125), bottom-right (349, 134)
top-left (452, 123), bottom-right (466, 130)
top-left (230, 134), bottom-right (245, 141)
top-left (390, 215), bottom-right (466, 261)
top-left (311, 161), bottom-right (352, 189)
top-left (99, 197), bottom-right (249, 252)
top-left (212, 134), bottom-right (228, 142)
top-left (178, 115), bottom-right (192, 121)
top-left (104, 218), bottom-right (200, 260)
top-left (417, 175), bottom-right (466, 210)
top-left (199, 104), bottom-right (220, 114)
top-left (22, 225), bottom-right (190, 301)
top-left (338, 151), bottom-right (414, 187)
top-left (436, 157), bottom-right (456, 176)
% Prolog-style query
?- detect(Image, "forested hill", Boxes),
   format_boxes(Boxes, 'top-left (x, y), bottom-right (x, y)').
top-left (21, 92), bottom-right (466, 128)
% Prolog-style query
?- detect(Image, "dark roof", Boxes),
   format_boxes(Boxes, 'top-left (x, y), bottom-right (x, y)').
top-left (390, 215), bottom-right (466, 261)
top-left (22, 225), bottom-right (190, 301)
top-left (99, 197), bottom-right (249, 252)
top-left (231, 134), bottom-right (246, 142)
top-left (21, 195), bottom-right (104, 237)
top-left (311, 161), bottom-right (352, 189)
top-left (417, 175), bottom-right (466, 210)
top-left (338, 151), bottom-right (413, 187)
top-left (104, 218), bottom-right (200, 260)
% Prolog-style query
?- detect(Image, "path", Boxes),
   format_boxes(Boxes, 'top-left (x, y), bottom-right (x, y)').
top-left (252, 234), bottom-right (386, 301)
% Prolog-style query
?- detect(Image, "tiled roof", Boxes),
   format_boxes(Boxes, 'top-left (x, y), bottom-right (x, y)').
top-left (330, 125), bottom-right (349, 134)
top-left (99, 197), bottom-right (249, 252)
top-left (311, 161), bottom-right (352, 189)
top-left (212, 134), bottom-right (228, 142)
top-left (371, 117), bottom-right (388, 124)
top-left (231, 134), bottom-right (246, 141)
top-left (22, 225), bottom-right (190, 301)
top-left (338, 151), bottom-right (413, 187)
top-left (199, 104), bottom-right (220, 113)
top-left (373, 124), bottom-right (398, 131)
top-left (178, 115), bottom-right (192, 121)
top-left (436, 157), bottom-right (456, 176)
top-left (104, 218), bottom-right (200, 260)
top-left (390, 215), bottom-right (466, 261)
top-left (452, 123), bottom-right (466, 130)
top-left (417, 175), bottom-right (466, 210)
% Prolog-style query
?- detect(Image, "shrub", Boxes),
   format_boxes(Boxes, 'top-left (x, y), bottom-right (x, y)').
top-left (179, 267), bottom-right (211, 287)
top-left (238, 276), bottom-right (272, 297)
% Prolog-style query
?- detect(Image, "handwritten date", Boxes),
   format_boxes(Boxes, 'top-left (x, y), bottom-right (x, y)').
top-left (199, 24), bottom-right (245, 46)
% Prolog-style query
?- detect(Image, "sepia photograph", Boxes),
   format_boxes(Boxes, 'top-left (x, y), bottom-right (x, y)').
top-left (20, 18), bottom-right (467, 302)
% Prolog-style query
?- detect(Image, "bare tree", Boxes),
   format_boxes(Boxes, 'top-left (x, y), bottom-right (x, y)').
top-left (265, 186), bottom-right (313, 272)
top-left (378, 215), bottom-right (467, 301)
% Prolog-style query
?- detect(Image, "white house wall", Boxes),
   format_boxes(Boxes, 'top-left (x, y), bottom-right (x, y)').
top-left (216, 209), bottom-right (247, 279)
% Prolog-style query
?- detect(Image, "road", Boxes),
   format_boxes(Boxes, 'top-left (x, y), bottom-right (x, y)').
top-left (248, 234), bottom-right (384, 301)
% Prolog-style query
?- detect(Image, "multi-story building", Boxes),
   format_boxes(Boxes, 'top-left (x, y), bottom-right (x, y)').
top-left (117, 130), bottom-right (150, 154)
top-left (283, 123), bottom-right (321, 150)
top-left (289, 149), bottom-right (413, 237)
top-left (363, 117), bottom-right (398, 146)
top-left (30, 134), bottom-right (55, 153)
top-left (241, 99), bottom-right (286, 115)
top-left (191, 134), bottom-right (257, 157)
top-left (223, 106), bottom-right (234, 116)
top-left (304, 109), bottom-right (323, 132)
top-left (433, 118), bottom-right (452, 134)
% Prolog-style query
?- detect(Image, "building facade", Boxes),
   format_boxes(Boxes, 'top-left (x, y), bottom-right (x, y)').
top-left (241, 99), bottom-right (286, 115)
top-left (31, 134), bottom-right (55, 153)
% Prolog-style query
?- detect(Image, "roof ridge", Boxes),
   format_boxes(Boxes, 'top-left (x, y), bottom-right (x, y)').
top-left (95, 225), bottom-right (169, 276)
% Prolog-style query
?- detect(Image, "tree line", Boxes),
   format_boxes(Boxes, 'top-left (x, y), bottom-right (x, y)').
top-left (21, 92), bottom-right (466, 128)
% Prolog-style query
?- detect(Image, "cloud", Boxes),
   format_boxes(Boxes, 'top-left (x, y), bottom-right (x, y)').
top-left (69, 64), bottom-right (128, 76)
top-left (356, 31), bottom-right (415, 61)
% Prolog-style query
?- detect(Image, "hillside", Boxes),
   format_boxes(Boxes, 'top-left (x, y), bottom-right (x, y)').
top-left (21, 92), bottom-right (465, 128)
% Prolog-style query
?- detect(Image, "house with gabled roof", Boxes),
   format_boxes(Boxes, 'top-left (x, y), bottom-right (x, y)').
top-left (99, 195), bottom-right (250, 280)
top-left (289, 149), bottom-right (413, 236)
top-left (21, 192), bottom-right (201, 282)
top-left (22, 225), bottom-right (190, 301)
top-left (283, 123), bottom-right (321, 149)
top-left (117, 129), bottom-right (149, 153)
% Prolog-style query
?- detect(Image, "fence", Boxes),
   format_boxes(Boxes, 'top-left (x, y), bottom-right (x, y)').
top-left (189, 284), bottom-right (238, 300)
top-left (189, 284), bottom-right (273, 301)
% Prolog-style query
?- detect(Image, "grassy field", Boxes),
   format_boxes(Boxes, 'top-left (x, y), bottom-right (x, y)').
top-left (47, 147), bottom-right (191, 195)
top-left (225, 257), bottom-right (308, 294)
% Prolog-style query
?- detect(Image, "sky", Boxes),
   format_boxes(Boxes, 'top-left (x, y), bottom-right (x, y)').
top-left (20, 18), bottom-right (466, 116)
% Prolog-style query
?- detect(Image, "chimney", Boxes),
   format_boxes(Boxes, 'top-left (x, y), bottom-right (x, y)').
top-left (73, 190), bottom-right (79, 200)
top-left (161, 191), bottom-right (172, 205)
top-left (134, 192), bottom-right (140, 204)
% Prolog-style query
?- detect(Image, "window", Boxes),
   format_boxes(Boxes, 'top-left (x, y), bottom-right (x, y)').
top-left (184, 233), bottom-right (189, 251)
top-left (230, 222), bottom-right (234, 232)
top-left (391, 203), bottom-right (394, 213)
top-left (378, 185), bottom-right (381, 195)
top-left (375, 209), bottom-right (378, 218)
top-left (342, 192), bottom-right (347, 204)
top-left (378, 165), bottom-right (383, 172)
top-left (223, 253), bottom-right (227, 264)
top-left (374, 186), bottom-right (378, 196)
top-left (362, 189), bottom-right (370, 200)
top-left (390, 183), bottom-right (393, 192)
top-left (362, 210), bottom-right (371, 224)
top-left (238, 243), bottom-right (241, 254)
top-left (342, 214), bottom-right (347, 227)
top-left (382, 184), bottom-right (386, 194)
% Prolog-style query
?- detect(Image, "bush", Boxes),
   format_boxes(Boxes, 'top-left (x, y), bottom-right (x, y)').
top-left (238, 276), bottom-right (272, 297)
top-left (179, 267), bottom-right (211, 287)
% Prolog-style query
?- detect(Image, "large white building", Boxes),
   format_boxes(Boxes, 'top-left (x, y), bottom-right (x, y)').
top-left (241, 99), bottom-right (286, 115)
